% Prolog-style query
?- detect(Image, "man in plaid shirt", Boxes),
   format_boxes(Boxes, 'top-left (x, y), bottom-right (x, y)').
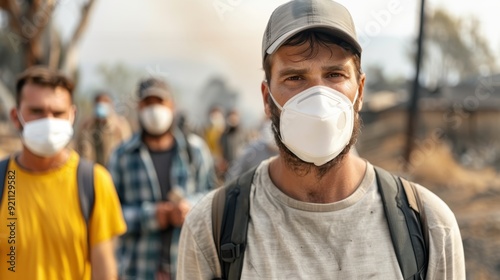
top-left (108, 77), bottom-right (217, 279)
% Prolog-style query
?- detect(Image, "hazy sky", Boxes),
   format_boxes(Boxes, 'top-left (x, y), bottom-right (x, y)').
top-left (53, 0), bottom-right (500, 123)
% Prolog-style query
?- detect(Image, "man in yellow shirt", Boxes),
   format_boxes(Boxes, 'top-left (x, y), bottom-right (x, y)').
top-left (0, 66), bottom-right (127, 280)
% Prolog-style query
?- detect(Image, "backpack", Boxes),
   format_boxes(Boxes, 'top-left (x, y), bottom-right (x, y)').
top-left (0, 156), bottom-right (95, 234)
top-left (211, 165), bottom-right (429, 280)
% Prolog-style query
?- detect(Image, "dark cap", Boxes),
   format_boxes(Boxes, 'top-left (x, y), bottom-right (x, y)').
top-left (262, 0), bottom-right (361, 60)
top-left (137, 78), bottom-right (172, 100)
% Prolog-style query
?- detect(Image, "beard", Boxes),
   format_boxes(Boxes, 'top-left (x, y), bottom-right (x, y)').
top-left (268, 94), bottom-right (362, 179)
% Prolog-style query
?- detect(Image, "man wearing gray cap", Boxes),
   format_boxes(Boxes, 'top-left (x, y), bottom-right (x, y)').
top-left (108, 77), bottom-right (217, 279)
top-left (177, 0), bottom-right (465, 279)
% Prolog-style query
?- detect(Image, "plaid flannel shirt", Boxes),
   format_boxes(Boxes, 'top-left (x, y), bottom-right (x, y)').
top-left (108, 129), bottom-right (217, 279)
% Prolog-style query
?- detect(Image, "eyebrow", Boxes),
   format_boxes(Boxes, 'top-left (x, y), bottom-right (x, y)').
top-left (277, 68), bottom-right (309, 77)
top-left (26, 105), bottom-right (66, 114)
top-left (322, 65), bottom-right (350, 72)
top-left (26, 105), bottom-right (46, 112)
top-left (277, 64), bottom-right (350, 77)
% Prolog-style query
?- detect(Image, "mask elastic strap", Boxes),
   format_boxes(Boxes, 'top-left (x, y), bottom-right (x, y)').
top-left (267, 89), bottom-right (284, 111)
top-left (17, 111), bottom-right (26, 127)
top-left (352, 90), bottom-right (359, 106)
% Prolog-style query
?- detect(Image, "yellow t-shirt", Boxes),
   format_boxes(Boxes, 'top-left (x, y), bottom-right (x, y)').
top-left (0, 151), bottom-right (127, 280)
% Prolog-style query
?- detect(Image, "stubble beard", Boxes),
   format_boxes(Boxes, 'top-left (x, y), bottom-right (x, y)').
top-left (268, 95), bottom-right (362, 179)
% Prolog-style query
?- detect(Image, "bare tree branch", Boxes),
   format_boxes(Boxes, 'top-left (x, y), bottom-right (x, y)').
top-left (24, 0), bottom-right (56, 66)
top-left (3, 0), bottom-right (22, 33)
top-left (1, 0), bottom-right (97, 85)
top-left (62, 0), bottom-right (97, 74)
top-left (48, 26), bottom-right (60, 70)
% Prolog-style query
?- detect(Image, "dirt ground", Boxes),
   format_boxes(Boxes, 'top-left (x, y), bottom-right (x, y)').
top-left (358, 131), bottom-right (500, 280)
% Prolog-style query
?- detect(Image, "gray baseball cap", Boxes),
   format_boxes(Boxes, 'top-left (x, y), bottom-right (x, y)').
top-left (262, 0), bottom-right (361, 60)
top-left (137, 78), bottom-right (172, 101)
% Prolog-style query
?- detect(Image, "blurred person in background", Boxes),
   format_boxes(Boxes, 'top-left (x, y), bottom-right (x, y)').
top-left (203, 106), bottom-right (226, 181)
top-left (108, 77), bottom-right (217, 280)
top-left (75, 92), bottom-right (132, 166)
top-left (225, 117), bottom-right (278, 182)
top-left (219, 108), bottom-right (247, 175)
top-left (0, 66), bottom-right (126, 280)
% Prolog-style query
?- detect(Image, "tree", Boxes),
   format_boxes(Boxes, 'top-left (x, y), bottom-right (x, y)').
top-left (417, 8), bottom-right (497, 88)
top-left (94, 62), bottom-right (144, 130)
top-left (0, 0), bottom-right (97, 92)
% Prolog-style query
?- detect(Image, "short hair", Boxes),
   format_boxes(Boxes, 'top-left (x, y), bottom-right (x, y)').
top-left (15, 66), bottom-right (75, 107)
top-left (263, 29), bottom-right (363, 84)
top-left (93, 92), bottom-right (113, 103)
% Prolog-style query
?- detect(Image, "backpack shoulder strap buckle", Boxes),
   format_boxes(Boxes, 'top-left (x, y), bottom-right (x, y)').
top-left (220, 242), bottom-right (242, 263)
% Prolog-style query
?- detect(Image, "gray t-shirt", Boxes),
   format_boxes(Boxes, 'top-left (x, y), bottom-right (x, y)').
top-left (177, 159), bottom-right (465, 279)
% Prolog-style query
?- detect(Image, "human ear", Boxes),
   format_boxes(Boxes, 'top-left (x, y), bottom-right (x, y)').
top-left (356, 74), bottom-right (366, 112)
top-left (261, 81), bottom-right (272, 117)
top-left (10, 107), bottom-right (22, 131)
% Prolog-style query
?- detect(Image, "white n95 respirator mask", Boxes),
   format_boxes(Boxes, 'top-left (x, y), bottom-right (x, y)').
top-left (19, 115), bottom-right (74, 158)
top-left (139, 104), bottom-right (173, 135)
top-left (269, 85), bottom-right (358, 166)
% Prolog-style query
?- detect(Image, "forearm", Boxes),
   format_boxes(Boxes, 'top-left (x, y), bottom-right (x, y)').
top-left (91, 239), bottom-right (118, 280)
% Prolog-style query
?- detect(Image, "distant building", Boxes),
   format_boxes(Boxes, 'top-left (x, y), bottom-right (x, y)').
top-left (360, 74), bottom-right (500, 170)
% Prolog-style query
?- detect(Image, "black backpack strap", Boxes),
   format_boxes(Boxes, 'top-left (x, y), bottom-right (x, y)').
top-left (0, 157), bottom-right (9, 205)
top-left (212, 183), bottom-right (226, 261)
top-left (400, 177), bottom-right (430, 254)
top-left (0, 157), bottom-right (96, 221)
top-left (77, 158), bottom-right (95, 228)
top-left (0, 157), bottom-right (95, 220)
top-left (374, 166), bottom-right (428, 280)
top-left (212, 166), bottom-right (257, 280)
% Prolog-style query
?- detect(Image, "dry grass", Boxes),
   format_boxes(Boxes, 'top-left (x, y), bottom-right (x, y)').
top-left (359, 130), bottom-right (500, 279)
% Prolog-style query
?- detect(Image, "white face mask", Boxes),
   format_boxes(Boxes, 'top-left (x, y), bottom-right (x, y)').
top-left (18, 114), bottom-right (74, 158)
top-left (139, 104), bottom-right (173, 135)
top-left (94, 102), bottom-right (111, 119)
top-left (269, 85), bottom-right (358, 166)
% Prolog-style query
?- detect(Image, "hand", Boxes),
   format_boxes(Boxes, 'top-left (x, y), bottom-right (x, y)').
top-left (155, 270), bottom-right (170, 280)
top-left (168, 199), bottom-right (191, 227)
top-left (156, 202), bottom-right (173, 230)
